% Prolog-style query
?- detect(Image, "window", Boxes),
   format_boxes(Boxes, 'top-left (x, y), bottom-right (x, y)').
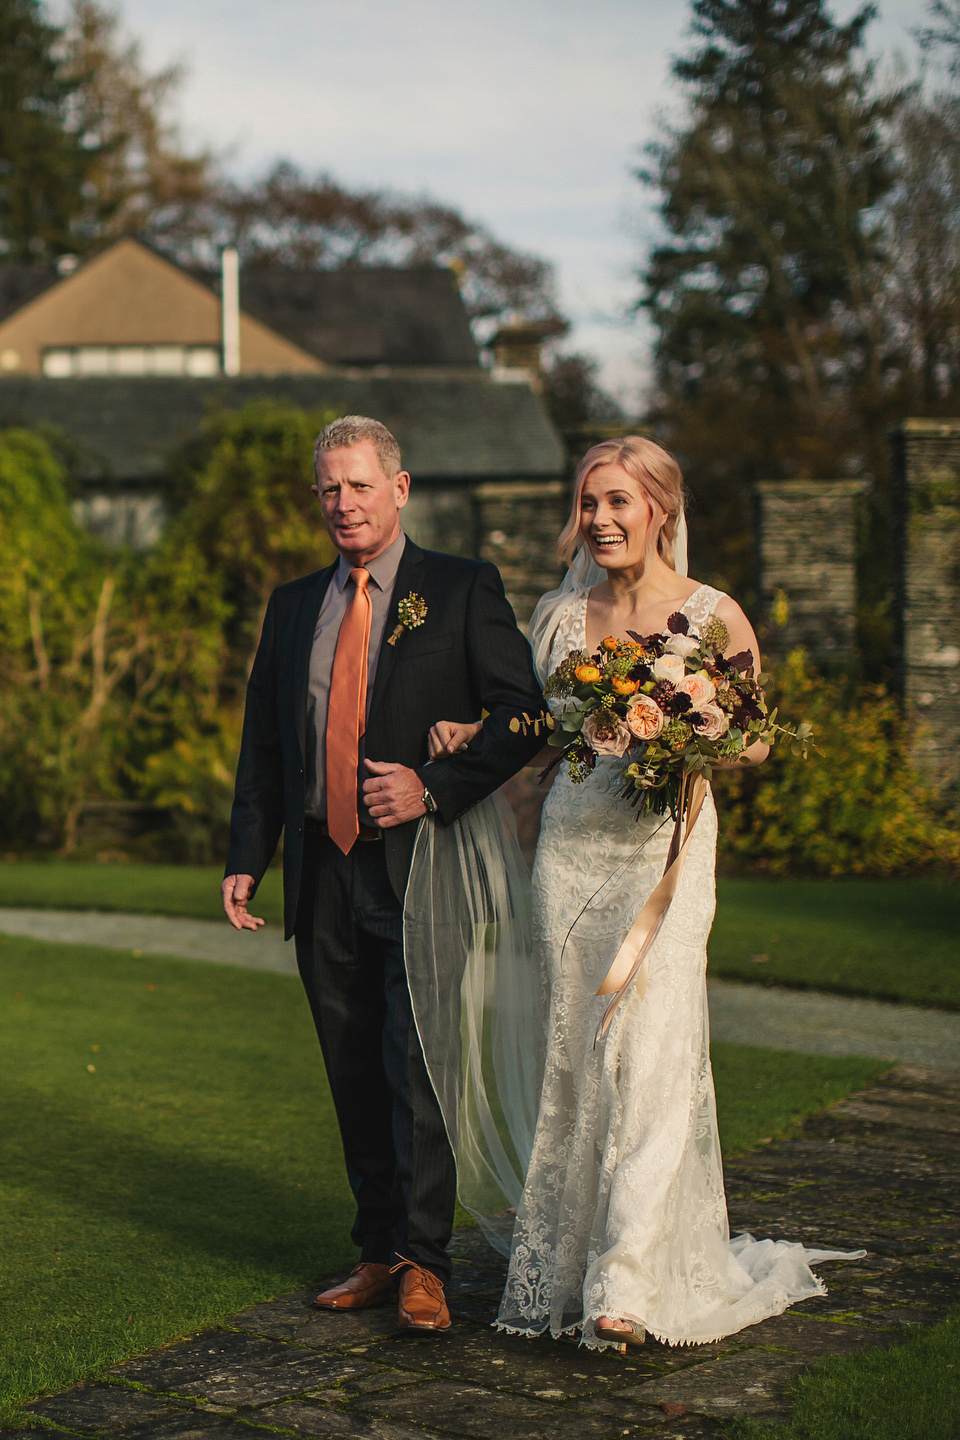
top-left (42, 346), bottom-right (222, 378)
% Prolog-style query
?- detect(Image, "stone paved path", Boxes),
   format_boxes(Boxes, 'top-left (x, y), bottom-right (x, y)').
top-left (13, 1065), bottom-right (960, 1440)
top-left (708, 978), bottom-right (960, 1071)
top-left (2, 908), bottom-right (957, 1069)
top-left (0, 908), bottom-right (296, 974)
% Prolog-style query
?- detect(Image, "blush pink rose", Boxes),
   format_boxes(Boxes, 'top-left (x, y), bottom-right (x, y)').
top-left (582, 712), bottom-right (633, 757)
top-left (652, 652), bottom-right (685, 684)
top-left (625, 693), bottom-right (665, 741)
top-left (696, 702), bottom-right (729, 739)
top-left (678, 672), bottom-right (717, 709)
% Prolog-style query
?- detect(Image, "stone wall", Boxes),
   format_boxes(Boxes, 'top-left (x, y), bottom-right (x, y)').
top-left (754, 480), bottom-right (867, 663)
top-left (400, 483), bottom-right (475, 558)
top-left (473, 479), bottom-right (568, 624)
top-left (893, 419), bottom-right (960, 796)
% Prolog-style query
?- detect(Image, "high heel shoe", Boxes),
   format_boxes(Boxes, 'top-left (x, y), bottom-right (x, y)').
top-left (594, 1316), bottom-right (646, 1354)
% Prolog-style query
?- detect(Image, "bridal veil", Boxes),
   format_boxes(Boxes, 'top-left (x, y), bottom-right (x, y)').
top-left (403, 789), bottom-right (547, 1253)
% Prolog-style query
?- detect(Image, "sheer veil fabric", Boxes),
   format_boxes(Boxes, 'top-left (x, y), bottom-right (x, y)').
top-left (403, 788), bottom-right (548, 1254)
top-left (404, 513), bottom-right (863, 1347)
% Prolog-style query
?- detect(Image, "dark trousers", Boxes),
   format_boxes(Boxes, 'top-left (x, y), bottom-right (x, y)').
top-left (294, 828), bottom-right (457, 1283)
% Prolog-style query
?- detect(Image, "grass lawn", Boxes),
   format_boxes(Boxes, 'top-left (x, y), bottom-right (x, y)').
top-left (711, 877), bottom-right (959, 1011)
top-left (709, 1044), bottom-right (884, 1156)
top-left (0, 861), bottom-right (285, 926)
top-left (735, 1307), bottom-right (960, 1440)
top-left (1, 935), bottom-right (886, 1421)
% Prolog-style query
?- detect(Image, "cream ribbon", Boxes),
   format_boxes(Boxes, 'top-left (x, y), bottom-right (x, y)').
top-left (594, 771), bottom-right (709, 1043)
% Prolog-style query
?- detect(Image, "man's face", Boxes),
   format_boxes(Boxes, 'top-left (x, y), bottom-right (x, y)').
top-left (312, 440), bottom-right (410, 564)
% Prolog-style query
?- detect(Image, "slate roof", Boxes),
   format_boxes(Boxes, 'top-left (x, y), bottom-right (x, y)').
top-left (0, 264), bottom-right (59, 324)
top-left (232, 266), bottom-right (480, 368)
top-left (0, 374), bottom-right (565, 483)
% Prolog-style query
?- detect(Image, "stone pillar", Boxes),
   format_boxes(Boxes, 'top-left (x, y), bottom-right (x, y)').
top-left (754, 480), bottom-right (867, 663)
top-left (473, 479), bottom-right (567, 624)
top-left (400, 482), bottom-right (475, 558)
top-left (893, 420), bottom-right (960, 796)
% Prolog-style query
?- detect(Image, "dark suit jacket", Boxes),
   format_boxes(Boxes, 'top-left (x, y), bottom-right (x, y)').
top-left (225, 539), bottom-right (546, 935)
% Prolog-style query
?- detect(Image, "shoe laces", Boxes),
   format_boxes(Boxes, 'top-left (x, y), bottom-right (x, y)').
top-left (389, 1255), bottom-right (445, 1301)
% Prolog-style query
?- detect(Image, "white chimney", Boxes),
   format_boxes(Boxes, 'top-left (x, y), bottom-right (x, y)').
top-left (221, 247), bottom-right (240, 376)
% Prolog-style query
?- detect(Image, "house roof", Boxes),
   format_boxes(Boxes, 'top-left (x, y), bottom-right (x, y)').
top-left (230, 265), bottom-right (480, 368)
top-left (0, 263), bottom-right (60, 325)
top-left (0, 240), bottom-right (479, 373)
top-left (0, 374), bottom-right (565, 483)
top-left (0, 239), bottom-right (321, 376)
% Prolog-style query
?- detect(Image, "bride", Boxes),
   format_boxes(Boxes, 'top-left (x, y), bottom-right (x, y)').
top-left (426, 436), bottom-right (860, 1350)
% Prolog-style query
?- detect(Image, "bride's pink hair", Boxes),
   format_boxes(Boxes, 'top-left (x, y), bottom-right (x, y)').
top-left (557, 436), bottom-right (686, 569)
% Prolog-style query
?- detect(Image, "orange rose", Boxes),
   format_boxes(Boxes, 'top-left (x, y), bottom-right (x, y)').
top-left (625, 693), bottom-right (665, 740)
top-left (601, 636), bottom-right (619, 651)
top-left (575, 664), bottom-right (602, 683)
top-left (612, 677), bottom-right (639, 695)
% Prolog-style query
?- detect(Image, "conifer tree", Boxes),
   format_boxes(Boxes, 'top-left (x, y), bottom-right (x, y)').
top-left (0, 0), bottom-right (95, 260)
top-left (641, 0), bottom-right (900, 593)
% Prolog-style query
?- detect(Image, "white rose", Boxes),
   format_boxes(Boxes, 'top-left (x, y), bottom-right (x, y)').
top-left (652, 652), bottom-right (685, 684)
top-left (665, 634), bottom-right (700, 659)
top-left (677, 672), bottom-right (717, 709)
top-left (696, 702), bottom-right (730, 740)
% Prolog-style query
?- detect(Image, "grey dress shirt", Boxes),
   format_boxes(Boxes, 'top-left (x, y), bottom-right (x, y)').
top-left (304, 531), bottom-right (407, 823)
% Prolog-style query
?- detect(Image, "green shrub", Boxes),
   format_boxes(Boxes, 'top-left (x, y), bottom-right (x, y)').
top-left (0, 430), bottom-right (225, 852)
top-left (166, 399), bottom-right (339, 690)
top-left (0, 403), bottom-right (340, 860)
top-left (135, 401), bottom-right (340, 858)
top-left (715, 651), bottom-right (960, 876)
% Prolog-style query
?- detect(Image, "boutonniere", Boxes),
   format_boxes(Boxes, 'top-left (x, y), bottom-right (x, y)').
top-left (387, 592), bottom-right (428, 646)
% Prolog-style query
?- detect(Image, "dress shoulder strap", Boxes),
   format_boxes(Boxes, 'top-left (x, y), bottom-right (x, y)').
top-left (680, 583), bottom-right (726, 633)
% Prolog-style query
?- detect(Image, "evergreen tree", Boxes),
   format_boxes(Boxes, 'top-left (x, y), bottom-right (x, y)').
top-left (540, 350), bottom-right (627, 466)
top-left (640, 0), bottom-right (900, 595)
top-left (0, 0), bottom-right (96, 259)
top-left (58, 0), bottom-right (212, 247)
top-left (887, 1), bottom-right (960, 413)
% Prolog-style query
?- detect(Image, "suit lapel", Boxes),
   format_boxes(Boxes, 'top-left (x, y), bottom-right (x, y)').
top-left (367, 538), bottom-right (426, 725)
top-left (294, 563), bottom-right (337, 759)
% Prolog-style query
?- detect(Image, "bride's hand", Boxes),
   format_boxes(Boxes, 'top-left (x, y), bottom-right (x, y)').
top-left (428, 720), bottom-right (483, 759)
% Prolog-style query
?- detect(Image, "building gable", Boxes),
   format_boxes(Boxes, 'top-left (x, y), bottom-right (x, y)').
top-left (0, 238), bottom-right (323, 377)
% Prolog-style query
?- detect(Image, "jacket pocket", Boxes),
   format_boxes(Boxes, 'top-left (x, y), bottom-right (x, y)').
top-left (394, 639), bottom-right (455, 661)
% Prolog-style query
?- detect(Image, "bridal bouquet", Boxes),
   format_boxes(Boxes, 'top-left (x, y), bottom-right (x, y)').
top-left (543, 611), bottom-right (812, 819)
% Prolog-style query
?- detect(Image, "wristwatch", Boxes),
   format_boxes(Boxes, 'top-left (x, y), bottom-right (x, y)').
top-left (421, 786), bottom-right (438, 814)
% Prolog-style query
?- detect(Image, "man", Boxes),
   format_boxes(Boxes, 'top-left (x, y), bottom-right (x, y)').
top-left (222, 415), bottom-right (544, 1332)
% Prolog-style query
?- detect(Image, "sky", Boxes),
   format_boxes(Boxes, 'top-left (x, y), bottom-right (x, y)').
top-left (106, 0), bottom-right (923, 407)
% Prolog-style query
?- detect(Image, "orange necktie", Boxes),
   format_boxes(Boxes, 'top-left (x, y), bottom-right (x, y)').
top-left (325, 568), bottom-right (372, 854)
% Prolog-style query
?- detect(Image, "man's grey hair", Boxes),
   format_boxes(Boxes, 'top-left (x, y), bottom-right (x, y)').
top-left (313, 415), bottom-right (402, 480)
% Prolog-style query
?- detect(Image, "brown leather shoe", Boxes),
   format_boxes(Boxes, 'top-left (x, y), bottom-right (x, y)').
top-left (313, 1262), bottom-right (395, 1310)
top-left (391, 1257), bottom-right (451, 1331)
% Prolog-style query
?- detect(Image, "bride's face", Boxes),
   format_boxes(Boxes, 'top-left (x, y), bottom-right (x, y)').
top-left (579, 464), bottom-right (656, 572)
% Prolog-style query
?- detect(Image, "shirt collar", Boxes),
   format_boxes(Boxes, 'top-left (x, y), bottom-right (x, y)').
top-left (334, 530), bottom-right (406, 593)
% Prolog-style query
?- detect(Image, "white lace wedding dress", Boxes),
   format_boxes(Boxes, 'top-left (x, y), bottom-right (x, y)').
top-left (496, 583), bottom-right (862, 1348)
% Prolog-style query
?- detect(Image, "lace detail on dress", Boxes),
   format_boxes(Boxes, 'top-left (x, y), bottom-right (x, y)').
top-left (681, 583), bottom-right (725, 635)
top-left (496, 580), bottom-right (862, 1347)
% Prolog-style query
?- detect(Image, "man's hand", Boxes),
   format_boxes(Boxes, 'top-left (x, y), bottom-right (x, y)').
top-left (363, 760), bottom-right (427, 827)
top-left (222, 874), bottom-right (265, 931)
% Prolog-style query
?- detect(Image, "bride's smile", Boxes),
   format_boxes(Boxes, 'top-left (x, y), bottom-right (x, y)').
top-left (579, 464), bottom-right (656, 575)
